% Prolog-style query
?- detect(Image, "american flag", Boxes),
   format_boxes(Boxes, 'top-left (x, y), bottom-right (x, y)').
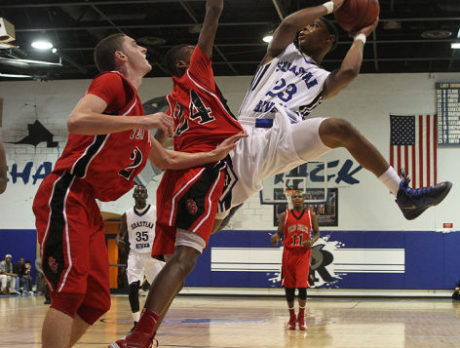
top-left (390, 114), bottom-right (438, 188)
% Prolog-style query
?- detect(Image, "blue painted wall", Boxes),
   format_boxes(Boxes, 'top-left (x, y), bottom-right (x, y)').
top-left (2, 229), bottom-right (459, 290)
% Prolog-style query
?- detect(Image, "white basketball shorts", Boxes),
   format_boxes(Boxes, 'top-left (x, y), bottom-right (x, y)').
top-left (126, 252), bottom-right (165, 285)
top-left (217, 114), bottom-right (330, 219)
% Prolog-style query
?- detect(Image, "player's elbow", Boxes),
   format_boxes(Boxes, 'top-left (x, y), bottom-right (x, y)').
top-left (67, 113), bottom-right (81, 133)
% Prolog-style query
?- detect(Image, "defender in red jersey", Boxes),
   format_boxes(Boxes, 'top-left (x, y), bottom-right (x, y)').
top-left (109, 1), bottom-right (244, 347)
top-left (271, 191), bottom-right (320, 331)
top-left (32, 32), bottom-right (242, 348)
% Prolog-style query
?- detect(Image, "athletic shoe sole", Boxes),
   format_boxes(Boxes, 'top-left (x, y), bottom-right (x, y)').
top-left (404, 181), bottom-right (452, 220)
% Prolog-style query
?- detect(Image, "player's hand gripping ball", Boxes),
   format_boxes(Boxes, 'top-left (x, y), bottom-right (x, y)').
top-left (334, 0), bottom-right (380, 33)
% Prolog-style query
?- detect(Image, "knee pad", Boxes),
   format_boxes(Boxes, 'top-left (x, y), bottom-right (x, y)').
top-left (285, 287), bottom-right (295, 303)
top-left (298, 288), bottom-right (307, 300)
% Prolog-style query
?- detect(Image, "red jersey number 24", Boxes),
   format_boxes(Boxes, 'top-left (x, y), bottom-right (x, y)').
top-left (175, 90), bottom-right (215, 136)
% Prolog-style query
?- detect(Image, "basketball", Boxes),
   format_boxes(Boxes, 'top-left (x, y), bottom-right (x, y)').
top-left (334, 0), bottom-right (380, 33)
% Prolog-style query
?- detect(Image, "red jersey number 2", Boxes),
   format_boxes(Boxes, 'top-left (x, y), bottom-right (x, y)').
top-left (119, 147), bottom-right (143, 180)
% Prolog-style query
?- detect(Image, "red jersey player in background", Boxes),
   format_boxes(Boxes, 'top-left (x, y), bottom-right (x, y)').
top-left (33, 32), bottom-right (242, 348)
top-left (271, 191), bottom-right (320, 331)
top-left (110, 0), bottom-right (244, 347)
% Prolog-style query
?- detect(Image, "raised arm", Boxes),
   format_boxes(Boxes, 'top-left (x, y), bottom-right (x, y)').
top-left (322, 18), bottom-right (378, 99)
top-left (149, 132), bottom-right (246, 170)
top-left (197, 0), bottom-right (224, 58)
top-left (263, 0), bottom-right (344, 64)
top-left (67, 94), bottom-right (173, 136)
top-left (271, 211), bottom-right (286, 246)
top-left (0, 139), bottom-right (7, 194)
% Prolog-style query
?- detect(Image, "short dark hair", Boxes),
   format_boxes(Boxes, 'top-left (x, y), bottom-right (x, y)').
top-left (94, 33), bottom-right (126, 72)
top-left (294, 17), bottom-right (339, 52)
top-left (164, 44), bottom-right (190, 76)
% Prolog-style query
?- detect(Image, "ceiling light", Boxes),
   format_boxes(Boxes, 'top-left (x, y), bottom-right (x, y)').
top-left (263, 35), bottom-right (273, 43)
top-left (451, 42), bottom-right (460, 49)
top-left (31, 39), bottom-right (53, 50)
top-left (0, 73), bottom-right (34, 79)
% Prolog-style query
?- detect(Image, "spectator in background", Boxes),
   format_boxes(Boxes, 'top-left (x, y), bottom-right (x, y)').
top-left (16, 260), bottom-right (33, 295)
top-left (0, 254), bottom-right (18, 294)
top-left (0, 137), bottom-right (6, 194)
top-left (14, 257), bottom-right (26, 293)
top-left (452, 281), bottom-right (460, 301)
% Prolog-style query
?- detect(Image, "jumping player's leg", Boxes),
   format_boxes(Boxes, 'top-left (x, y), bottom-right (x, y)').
top-left (142, 228), bottom-right (205, 326)
top-left (317, 118), bottom-right (400, 194)
top-left (143, 244), bottom-right (200, 322)
top-left (110, 231), bottom-right (206, 348)
top-left (292, 117), bottom-right (452, 219)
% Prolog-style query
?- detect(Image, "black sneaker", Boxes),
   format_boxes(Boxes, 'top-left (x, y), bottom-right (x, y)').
top-left (396, 171), bottom-right (452, 220)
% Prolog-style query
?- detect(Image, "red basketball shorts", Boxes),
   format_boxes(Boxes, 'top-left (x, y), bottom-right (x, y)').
top-left (281, 247), bottom-right (312, 288)
top-left (153, 163), bottom-right (226, 256)
top-left (33, 172), bottom-right (110, 323)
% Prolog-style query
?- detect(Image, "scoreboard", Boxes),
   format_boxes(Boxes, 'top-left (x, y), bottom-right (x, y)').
top-left (436, 82), bottom-right (460, 145)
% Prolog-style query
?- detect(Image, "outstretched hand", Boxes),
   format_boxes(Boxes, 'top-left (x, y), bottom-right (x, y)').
top-left (144, 112), bottom-right (174, 137)
top-left (211, 132), bottom-right (247, 161)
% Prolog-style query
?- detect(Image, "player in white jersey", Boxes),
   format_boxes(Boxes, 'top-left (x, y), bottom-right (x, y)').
top-left (215, 0), bottom-right (451, 228)
top-left (117, 185), bottom-right (165, 333)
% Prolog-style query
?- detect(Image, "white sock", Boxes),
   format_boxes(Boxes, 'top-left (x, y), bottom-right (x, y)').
top-left (378, 167), bottom-right (401, 196)
top-left (132, 311), bottom-right (140, 322)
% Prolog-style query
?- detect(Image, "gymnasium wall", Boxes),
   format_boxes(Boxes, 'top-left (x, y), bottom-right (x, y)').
top-left (0, 72), bottom-right (459, 291)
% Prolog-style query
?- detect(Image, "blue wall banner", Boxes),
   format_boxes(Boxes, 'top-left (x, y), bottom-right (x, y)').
top-left (185, 230), bottom-right (460, 290)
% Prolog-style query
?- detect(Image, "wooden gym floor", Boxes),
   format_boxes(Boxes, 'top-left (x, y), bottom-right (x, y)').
top-left (1, 295), bottom-right (459, 347)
